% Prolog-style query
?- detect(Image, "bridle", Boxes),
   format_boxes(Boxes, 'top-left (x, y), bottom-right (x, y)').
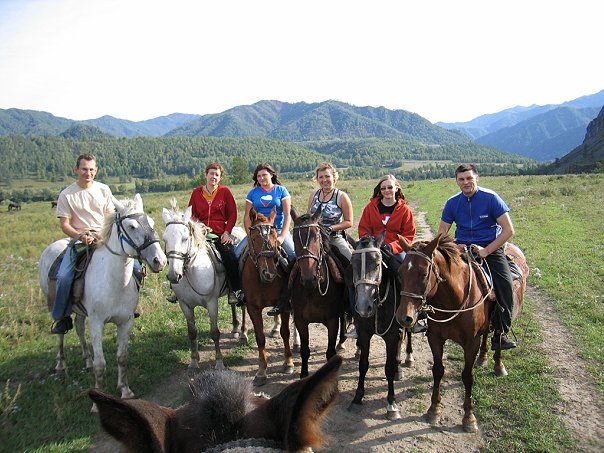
top-left (352, 244), bottom-right (398, 335)
top-left (292, 222), bottom-right (329, 295)
top-left (105, 212), bottom-right (160, 259)
top-left (399, 248), bottom-right (488, 323)
top-left (248, 222), bottom-right (279, 268)
top-left (164, 220), bottom-right (197, 271)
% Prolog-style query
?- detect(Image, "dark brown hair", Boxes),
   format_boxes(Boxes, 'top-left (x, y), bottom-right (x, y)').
top-left (252, 162), bottom-right (282, 187)
top-left (455, 164), bottom-right (478, 176)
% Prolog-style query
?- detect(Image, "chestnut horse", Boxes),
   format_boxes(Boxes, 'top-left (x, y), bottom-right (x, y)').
top-left (290, 206), bottom-right (348, 379)
top-left (395, 234), bottom-right (528, 432)
top-left (90, 355), bottom-right (343, 453)
top-left (241, 207), bottom-right (294, 386)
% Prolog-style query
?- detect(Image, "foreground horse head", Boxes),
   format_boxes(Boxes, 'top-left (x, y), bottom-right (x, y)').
top-left (162, 200), bottom-right (211, 284)
top-left (291, 205), bottom-right (328, 287)
top-left (90, 355), bottom-right (343, 453)
top-left (248, 206), bottom-right (280, 283)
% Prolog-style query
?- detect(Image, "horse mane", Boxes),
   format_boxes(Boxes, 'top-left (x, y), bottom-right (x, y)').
top-left (100, 197), bottom-right (143, 244)
top-left (166, 199), bottom-right (209, 250)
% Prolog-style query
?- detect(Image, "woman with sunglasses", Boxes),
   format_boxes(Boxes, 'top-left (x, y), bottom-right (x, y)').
top-left (358, 174), bottom-right (416, 257)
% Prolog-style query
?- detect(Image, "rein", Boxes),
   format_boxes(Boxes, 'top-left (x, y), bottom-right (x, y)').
top-left (293, 222), bottom-right (329, 295)
top-left (399, 248), bottom-right (490, 323)
top-left (248, 223), bottom-right (279, 268)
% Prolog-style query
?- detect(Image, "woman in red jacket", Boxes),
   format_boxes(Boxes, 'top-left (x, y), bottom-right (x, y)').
top-left (358, 174), bottom-right (416, 257)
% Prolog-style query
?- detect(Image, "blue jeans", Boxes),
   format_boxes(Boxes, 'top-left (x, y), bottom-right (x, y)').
top-left (235, 230), bottom-right (295, 262)
top-left (52, 244), bottom-right (143, 320)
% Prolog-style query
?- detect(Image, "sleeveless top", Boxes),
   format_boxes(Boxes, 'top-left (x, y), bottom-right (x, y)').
top-left (309, 189), bottom-right (343, 228)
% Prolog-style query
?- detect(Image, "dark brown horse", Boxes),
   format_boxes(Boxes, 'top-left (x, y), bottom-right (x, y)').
top-left (8, 202), bottom-right (21, 211)
top-left (290, 206), bottom-right (348, 379)
top-left (51, 200), bottom-right (58, 208)
top-left (348, 234), bottom-right (415, 420)
top-left (242, 207), bottom-right (294, 386)
top-left (90, 355), bottom-right (343, 453)
top-left (395, 234), bottom-right (529, 432)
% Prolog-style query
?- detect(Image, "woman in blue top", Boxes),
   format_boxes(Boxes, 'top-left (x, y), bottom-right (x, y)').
top-left (235, 163), bottom-right (295, 316)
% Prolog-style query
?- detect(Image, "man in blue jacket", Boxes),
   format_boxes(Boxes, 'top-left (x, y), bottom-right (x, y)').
top-left (437, 164), bottom-right (517, 350)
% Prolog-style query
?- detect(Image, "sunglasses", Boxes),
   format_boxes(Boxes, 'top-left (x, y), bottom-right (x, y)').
top-left (380, 185), bottom-right (394, 191)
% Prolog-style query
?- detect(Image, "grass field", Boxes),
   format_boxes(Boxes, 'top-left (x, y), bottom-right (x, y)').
top-left (0, 173), bottom-right (602, 452)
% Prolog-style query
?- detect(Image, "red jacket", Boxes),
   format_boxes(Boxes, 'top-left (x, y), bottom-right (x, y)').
top-left (358, 197), bottom-right (416, 254)
top-left (188, 185), bottom-right (237, 235)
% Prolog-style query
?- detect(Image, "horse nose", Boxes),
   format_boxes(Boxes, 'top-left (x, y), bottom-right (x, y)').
top-left (261, 268), bottom-right (275, 282)
top-left (153, 256), bottom-right (166, 271)
top-left (167, 273), bottom-right (182, 284)
top-left (300, 274), bottom-right (317, 287)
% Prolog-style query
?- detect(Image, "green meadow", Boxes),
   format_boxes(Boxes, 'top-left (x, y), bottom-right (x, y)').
top-left (0, 173), bottom-right (602, 452)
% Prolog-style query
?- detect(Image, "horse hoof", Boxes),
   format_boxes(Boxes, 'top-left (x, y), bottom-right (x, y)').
top-left (283, 365), bottom-right (295, 375)
top-left (463, 421), bottom-right (479, 433)
top-left (268, 329), bottom-right (280, 338)
top-left (121, 389), bottom-right (134, 400)
top-left (386, 408), bottom-right (401, 421)
top-left (231, 331), bottom-right (240, 339)
top-left (292, 344), bottom-right (300, 353)
top-left (394, 369), bottom-right (403, 381)
top-left (253, 375), bottom-right (267, 387)
top-left (475, 356), bottom-right (488, 367)
top-left (188, 361), bottom-right (200, 370)
top-left (336, 343), bottom-right (346, 352)
top-left (347, 402), bottom-right (363, 413)
top-left (494, 366), bottom-right (508, 377)
top-left (424, 412), bottom-right (440, 425)
top-left (90, 403), bottom-right (99, 414)
top-left (404, 354), bottom-right (415, 367)
top-left (215, 361), bottom-right (225, 370)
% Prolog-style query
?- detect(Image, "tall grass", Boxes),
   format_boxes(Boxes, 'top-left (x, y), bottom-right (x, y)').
top-left (0, 174), bottom-right (601, 451)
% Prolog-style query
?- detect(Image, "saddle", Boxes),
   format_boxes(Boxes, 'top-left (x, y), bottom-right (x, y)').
top-left (288, 251), bottom-right (345, 289)
top-left (463, 247), bottom-right (523, 303)
top-left (46, 242), bottom-right (96, 314)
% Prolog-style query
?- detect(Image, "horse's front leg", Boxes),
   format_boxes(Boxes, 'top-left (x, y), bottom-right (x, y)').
top-left (385, 330), bottom-right (402, 420)
top-left (207, 299), bottom-right (224, 370)
top-left (75, 314), bottom-right (92, 370)
top-left (268, 314), bottom-right (281, 338)
top-left (248, 306), bottom-right (268, 386)
top-left (462, 340), bottom-right (481, 432)
top-left (240, 305), bottom-right (249, 343)
top-left (180, 303), bottom-right (200, 369)
top-left (296, 319), bottom-right (310, 379)
top-left (230, 304), bottom-right (241, 340)
top-left (54, 333), bottom-right (67, 373)
top-left (325, 317), bottom-right (339, 361)
top-left (404, 329), bottom-right (415, 367)
top-left (348, 328), bottom-right (371, 412)
top-left (280, 312), bottom-right (294, 375)
top-left (115, 317), bottom-right (135, 400)
top-left (88, 319), bottom-right (107, 413)
top-left (426, 334), bottom-right (445, 425)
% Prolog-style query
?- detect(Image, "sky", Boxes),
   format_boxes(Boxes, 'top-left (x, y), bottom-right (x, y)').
top-left (0, 0), bottom-right (602, 124)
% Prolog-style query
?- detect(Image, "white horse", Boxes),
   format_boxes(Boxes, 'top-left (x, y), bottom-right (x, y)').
top-left (39, 194), bottom-right (166, 410)
top-left (162, 201), bottom-right (247, 370)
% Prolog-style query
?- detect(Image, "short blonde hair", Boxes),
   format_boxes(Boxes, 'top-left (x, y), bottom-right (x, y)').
top-left (313, 162), bottom-right (339, 185)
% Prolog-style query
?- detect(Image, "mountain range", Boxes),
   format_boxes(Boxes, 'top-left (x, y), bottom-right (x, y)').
top-left (438, 90), bottom-right (604, 161)
top-left (1, 90), bottom-right (603, 165)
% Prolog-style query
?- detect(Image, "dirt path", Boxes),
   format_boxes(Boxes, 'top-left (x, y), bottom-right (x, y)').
top-left (91, 208), bottom-right (603, 452)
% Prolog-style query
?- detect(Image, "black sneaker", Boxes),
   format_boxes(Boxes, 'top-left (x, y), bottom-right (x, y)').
top-left (491, 331), bottom-right (516, 350)
top-left (51, 317), bottom-right (73, 334)
top-left (412, 319), bottom-right (428, 334)
top-left (134, 312), bottom-right (140, 319)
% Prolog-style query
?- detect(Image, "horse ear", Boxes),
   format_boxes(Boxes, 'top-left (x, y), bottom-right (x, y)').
top-left (268, 206), bottom-right (277, 224)
top-left (424, 234), bottom-right (441, 256)
top-left (376, 230), bottom-right (386, 248)
top-left (291, 205), bottom-right (298, 223)
top-left (89, 389), bottom-right (175, 453)
top-left (112, 196), bottom-right (125, 214)
top-left (397, 235), bottom-right (411, 252)
top-left (264, 355), bottom-right (342, 451)
top-left (133, 193), bottom-right (144, 212)
top-left (184, 205), bottom-right (193, 223)
top-left (249, 207), bottom-right (257, 223)
top-left (162, 208), bottom-right (172, 224)
top-left (311, 204), bottom-right (322, 221)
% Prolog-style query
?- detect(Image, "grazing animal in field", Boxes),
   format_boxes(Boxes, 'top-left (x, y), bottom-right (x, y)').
top-left (241, 207), bottom-right (295, 386)
top-left (348, 234), bottom-right (414, 421)
top-left (89, 354), bottom-right (343, 453)
top-left (162, 200), bottom-right (247, 369)
top-left (51, 200), bottom-right (58, 208)
top-left (290, 206), bottom-right (348, 379)
top-left (8, 202), bottom-right (21, 211)
top-left (396, 234), bottom-right (528, 432)
top-left (38, 194), bottom-right (166, 411)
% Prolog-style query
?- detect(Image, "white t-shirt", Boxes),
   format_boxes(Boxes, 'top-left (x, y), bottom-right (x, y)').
top-left (56, 181), bottom-right (114, 232)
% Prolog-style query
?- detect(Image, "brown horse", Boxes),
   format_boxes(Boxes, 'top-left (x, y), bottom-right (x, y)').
top-left (90, 355), bottom-right (343, 453)
top-left (290, 206), bottom-right (348, 379)
top-left (395, 234), bottom-right (528, 432)
top-left (8, 202), bottom-right (21, 211)
top-left (242, 207), bottom-right (294, 386)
